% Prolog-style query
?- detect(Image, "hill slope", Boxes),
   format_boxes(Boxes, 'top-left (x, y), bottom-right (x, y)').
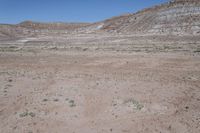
top-left (88, 0), bottom-right (200, 35)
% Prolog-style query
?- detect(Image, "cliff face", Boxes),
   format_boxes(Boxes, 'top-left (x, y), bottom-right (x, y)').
top-left (146, 0), bottom-right (200, 35)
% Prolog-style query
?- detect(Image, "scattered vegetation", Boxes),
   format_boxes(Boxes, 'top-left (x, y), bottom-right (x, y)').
top-left (0, 46), bottom-right (19, 52)
top-left (194, 48), bottom-right (200, 53)
top-left (42, 98), bottom-right (48, 102)
top-left (65, 98), bottom-right (69, 101)
top-left (124, 98), bottom-right (144, 110)
top-left (69, 100), bottom-right (76, 107)
top-left (53, 98), bottom-right (59, 102)
top-left (29, 112), bottom-right (36, 117)
top-left (164, 45), bottom-right (170, 50)
top-left (19, 112), bottom-right (29, 117)
top-left (19, 111), bottom-right (36, 118)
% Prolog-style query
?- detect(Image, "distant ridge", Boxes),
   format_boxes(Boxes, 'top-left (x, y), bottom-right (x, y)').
top-left (18, 21), bottom-right (90, 30)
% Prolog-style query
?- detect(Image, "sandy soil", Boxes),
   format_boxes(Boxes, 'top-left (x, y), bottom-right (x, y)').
top-left (0, 51), bottom-right (200, 133)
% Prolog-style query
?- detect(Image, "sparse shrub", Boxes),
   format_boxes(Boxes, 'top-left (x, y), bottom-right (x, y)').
top-left (124, 98), bottom-right (144, 110)
top-left (53, 99), bottom-right (59, 102)
top-left (42, 99), bottom-right (48, 102)
top-left (69, 100), bottom-right (76, 107)
top-left (194, 49), bottom-right (200, 53)
top-left (19, 111), bottom-right (36, 118)
top-left (65, 98), bottom-right (69, 101)
top-left (19, 112), bottom-right (29, 117)
top-left (29, 112), bottom-right (36, 117)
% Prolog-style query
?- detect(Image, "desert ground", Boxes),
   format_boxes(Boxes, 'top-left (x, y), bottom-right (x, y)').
top-left (0, 49), bottom-right (200, 133)
top-left (0, 0), bottom-right (200, 132)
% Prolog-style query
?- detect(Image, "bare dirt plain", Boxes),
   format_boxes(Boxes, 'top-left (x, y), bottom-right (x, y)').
top-left (0, 50), bottom-right (200, 133)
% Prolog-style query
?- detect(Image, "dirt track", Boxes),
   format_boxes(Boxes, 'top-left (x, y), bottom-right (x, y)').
top-left (0, 51), bottom-right (200, 133)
